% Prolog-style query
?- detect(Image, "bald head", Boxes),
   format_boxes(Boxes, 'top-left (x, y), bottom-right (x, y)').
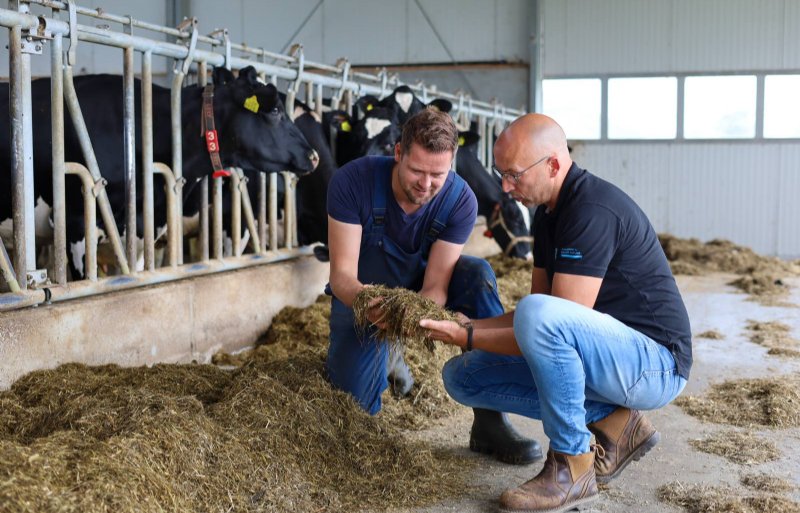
top-left (495, 113), bottom-right (570, 167)
top-left (493, 113), bottom-right (573, 210)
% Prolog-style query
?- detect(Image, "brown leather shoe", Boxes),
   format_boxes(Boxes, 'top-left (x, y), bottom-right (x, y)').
top-left (498, 448), bottom-right (599, 513)
top-left (588, 407), bottom-right (660, 484)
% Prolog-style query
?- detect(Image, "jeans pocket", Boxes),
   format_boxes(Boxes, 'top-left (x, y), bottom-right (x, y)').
top-left (625, 370), bottom-right (675, 410)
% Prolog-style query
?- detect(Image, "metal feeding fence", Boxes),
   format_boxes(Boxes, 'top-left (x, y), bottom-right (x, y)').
top-left (0, 0), bottom-right (524, 312)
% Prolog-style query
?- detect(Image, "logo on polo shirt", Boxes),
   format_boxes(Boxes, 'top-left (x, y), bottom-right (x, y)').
top-left (557, 247), bottom-right (583, 260)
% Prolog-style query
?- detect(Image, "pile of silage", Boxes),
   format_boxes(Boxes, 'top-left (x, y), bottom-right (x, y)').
top-left (745, 320), bottom-right (800, 358)
top-left (675, 376), bottom-right (800, 428)
top-left (658, 482), bottom-right (800, 513)
top-left (659, 234), bottom-right (800, 305)
top-left (689, 430), bottom-right (780, 465)
top-left (0, 359), bottom-right (473, 513)
top-left (213, 294), bottom-right (465, 431)
top-left (486, 254), bottom-right (531, 309)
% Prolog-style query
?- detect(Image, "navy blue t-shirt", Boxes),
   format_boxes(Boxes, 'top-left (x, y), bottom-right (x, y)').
top-left (533, 164), bottom-right (692, 379)
top-left (327, 156), bottom-right (477, 252)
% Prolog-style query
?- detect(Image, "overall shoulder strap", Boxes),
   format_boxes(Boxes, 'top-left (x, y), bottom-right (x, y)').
top-left (423, 174), bottom-right (466, 249)
top-left (371, 162), bottom-right (390, 234)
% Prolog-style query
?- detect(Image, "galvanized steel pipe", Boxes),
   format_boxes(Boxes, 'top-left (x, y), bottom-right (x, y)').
top-left (9, 23), bottom-right (35, 289)
top-left (122, 45), bottom-right (137, 271)
top-left (65, 163), bottom-right (97, 281)
top-left (141, 50), bottom-right (155, 271)
top-left (269, 173), bottom-right (278, 251)
top-left (50, 31), bottom-right (66, 285)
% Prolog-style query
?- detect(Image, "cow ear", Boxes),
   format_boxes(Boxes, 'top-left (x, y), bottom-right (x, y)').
top-left (329, 110), bottom-right (353, 132)
top-left (213, 66), bottom-right (235, 86)
top-left (428, 99), bottom-right (452, 113)
top-left (458, 131), bottom-right (480, 148)
top-left (238, 66), bottom-right (260, 87)
top-left (355, 95), bottom-right (380, 118)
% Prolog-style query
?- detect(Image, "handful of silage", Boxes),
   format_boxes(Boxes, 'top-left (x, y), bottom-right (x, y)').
top-left (353, 285), bottom-right (460, 351)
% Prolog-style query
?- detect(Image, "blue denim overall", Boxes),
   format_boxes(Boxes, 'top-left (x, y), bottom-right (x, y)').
top-left (327, 165), bottom-right (504, 414)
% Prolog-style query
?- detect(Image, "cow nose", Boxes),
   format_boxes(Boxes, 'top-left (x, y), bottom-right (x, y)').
top-left (309, 149), bottom-right (320, 170)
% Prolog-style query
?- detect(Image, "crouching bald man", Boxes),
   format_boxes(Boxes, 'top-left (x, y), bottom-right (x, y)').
top-left (422, 113), bottom-right (692, 513)
top-left (325, 108), bottom-right (542, 464)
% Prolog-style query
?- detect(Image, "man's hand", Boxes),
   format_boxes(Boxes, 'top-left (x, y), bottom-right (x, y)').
top-left (419, 319), bottom-right (467, 348)
top-left (366, 297), bottom-right (388, 330)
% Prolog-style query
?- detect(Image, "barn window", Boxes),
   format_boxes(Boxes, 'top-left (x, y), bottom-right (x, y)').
top-left (608, 77), bottom-right (677, 139)
top-left (684, 76), bottom-right (756, 139)
top-left (542, 78), bottom-right (601, 140)
top-left (764, 75), bottom-right (800, 139)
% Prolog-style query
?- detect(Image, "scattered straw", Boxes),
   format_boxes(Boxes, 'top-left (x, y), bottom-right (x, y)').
top-left (745, 320), bottom-right (800, 358)
top-left (352, 285), bottom-right (460, 351)
top-left (486, 254), bottom-right (530, 310)
top-left (0, 358), bottom-right (474, 513)
top-left (689, 430), bottom-right (780, 465)
top-left (741, 473), bottom-right (795, 494)
top-left (675, 376), bottom-right (800, 428)
top-left (696, 329), bottom-right (725, 340)
top-left (658, 482), bottom-right (800, 513)
top-left (659, 234), bottom-right (800, 305)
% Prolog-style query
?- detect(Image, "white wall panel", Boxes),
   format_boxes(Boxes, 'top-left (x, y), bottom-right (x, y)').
top-left (543, 0), bottom-right (799, 76)
top-left (570, 143), bottom-right (799, 258)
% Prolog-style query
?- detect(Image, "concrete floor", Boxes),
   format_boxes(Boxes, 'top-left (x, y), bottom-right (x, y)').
top-left (386, 273), bottom-right (800, 513)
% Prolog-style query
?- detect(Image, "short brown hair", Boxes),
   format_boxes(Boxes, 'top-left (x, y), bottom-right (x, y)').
top-left (399, 108), bottom-right (458, 156)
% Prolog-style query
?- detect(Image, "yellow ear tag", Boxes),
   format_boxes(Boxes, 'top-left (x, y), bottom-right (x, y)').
top-left (458, 136), bottom-right (465, 146)
top-left (341, 120), bottom-right (352, 132)
top-left (244, 95), bottom-right (259, 113)
top-left (366, 104), bottom-right (374, 111)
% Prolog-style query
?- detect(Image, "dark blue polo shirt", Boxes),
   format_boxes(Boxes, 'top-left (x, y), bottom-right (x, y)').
top-left (532, 163), bottom-right (692, 379)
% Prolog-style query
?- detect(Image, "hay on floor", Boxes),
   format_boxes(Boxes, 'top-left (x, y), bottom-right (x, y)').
top-left (0, 358), bottom-right (474, 513)
top-left (696, 329), bottom-right (725, 340)
top-left (740, 473), bottom-right (795, 494)
top-left (658, 482), bottom-right (800, 513)
top-left (675, 376), bottom-right (800, 428)
top-left (689, 430), bottom-right (780, 465)
top-left (745, 320), bottom-right (800, 358)
top-left (486, 254), bottom-right (531, 310)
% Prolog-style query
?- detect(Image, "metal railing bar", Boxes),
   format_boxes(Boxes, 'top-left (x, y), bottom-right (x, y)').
top-left (0, 245), bottom-right (317, 312)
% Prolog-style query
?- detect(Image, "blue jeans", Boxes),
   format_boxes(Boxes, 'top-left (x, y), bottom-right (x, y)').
top-left (442, 294), bottom-right (687, 455)
top-left (327, 255), bottom-right (504, 415)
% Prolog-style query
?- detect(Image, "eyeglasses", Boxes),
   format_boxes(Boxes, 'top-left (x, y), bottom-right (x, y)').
top-left (492, 155), bottom-right (550, 185)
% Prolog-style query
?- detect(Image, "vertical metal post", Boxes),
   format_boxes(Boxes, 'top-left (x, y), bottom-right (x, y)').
top-left (212, 177), bottom-right (223, 259)
top-left (141, 50), bottom-right (155, 270)
top-left (51, 30), bottom-right (67, 285)
top-left (9, 22), bottom-right (35, 290)
top-left (198, 60), bottom-right (209, 261)
top-left (315, 82), bottom-right (323, 118)
top-left (122, 45), bottom-right (137, 271)
top-left (171, 73), bottom-right (185, 265)
top-left (199, 177), bottom-right (208, 261)
top-left (281, 171), bottom-right (293, 249)
top-left (269, 173), bottom-right (278, 251)
top-left (259, 172), bottom-right (267, 252)
top-left (528, 0), bottom-right (543, 113)
top-left (230, 173), bottom-right (241, 257)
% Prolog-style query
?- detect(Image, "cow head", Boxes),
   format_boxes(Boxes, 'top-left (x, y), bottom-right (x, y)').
top-left (488, 194), bottom-right (533, 260)
top-left (356, 106), bottom-right (401, 157)
top-left (213, 66), bottom-right (319, 175)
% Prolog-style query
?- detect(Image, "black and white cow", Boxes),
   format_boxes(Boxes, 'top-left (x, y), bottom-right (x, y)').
top-left (0, 65), bottom-right (318, 278)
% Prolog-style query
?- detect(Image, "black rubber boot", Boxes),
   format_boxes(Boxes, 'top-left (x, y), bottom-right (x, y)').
top-left (470, 408), bottom-right (543, 465)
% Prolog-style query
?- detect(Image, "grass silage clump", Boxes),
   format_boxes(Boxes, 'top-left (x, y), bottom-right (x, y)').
top-left (352, 285), bottom-right (461, 352)
top-left (689, 430), bottom-right (780, 465)
top-left (658, 482), bottom-right (800, 513)
top-left (0, 358), bottom-right (474, 513)
top-left (675, 376), bottom-right (800, 428)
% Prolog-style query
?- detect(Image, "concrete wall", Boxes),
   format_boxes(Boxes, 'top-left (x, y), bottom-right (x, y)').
top-left (0, 256), bottom-right (328, 389)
